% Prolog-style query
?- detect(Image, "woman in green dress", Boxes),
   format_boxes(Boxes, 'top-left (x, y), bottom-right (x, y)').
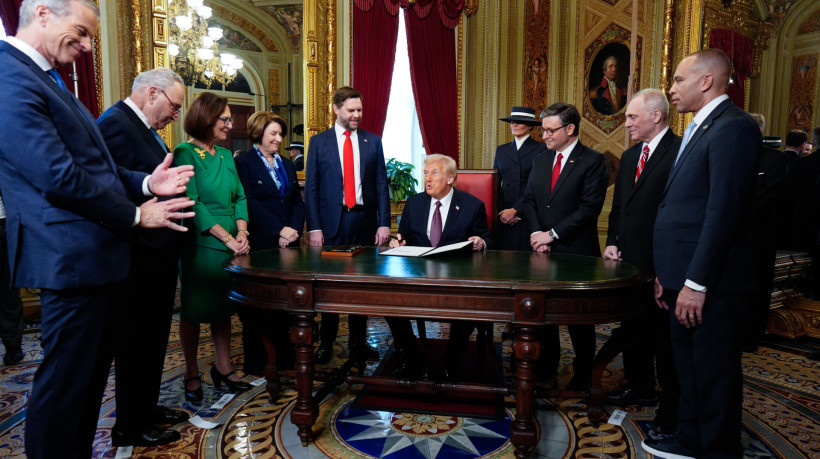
top-left (173, 92), bottom-right (252, 401)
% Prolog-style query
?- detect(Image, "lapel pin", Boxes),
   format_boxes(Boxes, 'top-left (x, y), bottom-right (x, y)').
top-left (702, 125), bottom-right (709, 130)
top-left (455, 206), bottom-right (460, 211)
top-left (257, 180), bottom-right (263, 184)
top-left (363, 139), bottom-right (368, 142)
top-left (569, 160), bottom-right (575, 164)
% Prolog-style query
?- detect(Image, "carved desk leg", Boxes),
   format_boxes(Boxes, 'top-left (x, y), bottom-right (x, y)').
top-left (290, 313), bottom-right (317, 446)
top-left (512, 326), bottom-right (540, 459)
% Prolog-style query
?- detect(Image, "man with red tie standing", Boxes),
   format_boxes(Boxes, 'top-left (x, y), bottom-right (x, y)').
top-left (304, 86), bottom-right (391, 363)
top-left (521, 102), bottom-right (608, 389)
top-left (603, 89), bottom-right (680, 433)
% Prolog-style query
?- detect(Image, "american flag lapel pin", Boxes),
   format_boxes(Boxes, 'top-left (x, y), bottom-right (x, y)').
top-left (456, 205), bottom-right (460, 211)
top-left (569, 160), bottom-right (576, 164)
top-left (364, 139), bottom-right (368, 142)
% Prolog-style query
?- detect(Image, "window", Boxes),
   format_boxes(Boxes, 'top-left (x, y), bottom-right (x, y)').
top-left (381, 12), bottom-right (425, 191)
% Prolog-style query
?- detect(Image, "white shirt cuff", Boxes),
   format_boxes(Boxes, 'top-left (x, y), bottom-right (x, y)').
top-left (133, 207), bottom-right (141, 227)
top-left (142, 176), bottom-right (153, 196)
top-left (684, 279), bottom-right (707, 293)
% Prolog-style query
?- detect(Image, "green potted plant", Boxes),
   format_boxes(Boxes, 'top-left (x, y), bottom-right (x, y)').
top-left (386, 158), bottom-right (418, 203)
top-left (385, 158), bottom-right (418, 228)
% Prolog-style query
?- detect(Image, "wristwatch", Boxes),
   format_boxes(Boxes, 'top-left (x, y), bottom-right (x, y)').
top-left (549, 229), bottom-right (559, 240)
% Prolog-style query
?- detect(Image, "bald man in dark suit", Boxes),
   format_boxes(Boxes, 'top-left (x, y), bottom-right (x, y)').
top-left (645, 49), bottom-right (759, 459)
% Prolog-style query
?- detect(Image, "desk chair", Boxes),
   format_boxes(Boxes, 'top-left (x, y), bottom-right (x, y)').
top-left (415, 169), bottom-right (498, 350)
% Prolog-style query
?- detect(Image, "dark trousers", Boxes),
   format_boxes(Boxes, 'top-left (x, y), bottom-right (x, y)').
top-left (25, 284), bottom-right (122, 459)
top-left (240, 308), bottom-right (295, 375)
top-left (743, 238), bottom-right (776, 347)
top-left (619, 297), bottom-right (679, 412)
top-left (663, 289), bottom-right (746, 458)
top-left (319, 208), bottom-right (371, 348)
top-left (113, 247), bottom-right (178, 433)
top-left (0, 219), bottom-right (23, 356)
top-left (538, 324), bottom-right (595, 382)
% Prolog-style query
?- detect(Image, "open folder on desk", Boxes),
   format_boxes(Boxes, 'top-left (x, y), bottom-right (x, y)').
top-left (381, 240), bottom-right (472, 257)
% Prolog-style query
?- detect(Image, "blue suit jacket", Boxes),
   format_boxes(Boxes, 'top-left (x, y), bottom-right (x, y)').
top-left (397, 188), bottom-right (492, 248)
top-left (98, 100), bottom-right (181, 250)
top-left (235, 149), bottom-right (305, 250)
top-left (0, 42), bottom-right (145, 289)
top-left (304, 127), bottom-right (390, 241)
top-left (653, 99), bottom-right (759, 293)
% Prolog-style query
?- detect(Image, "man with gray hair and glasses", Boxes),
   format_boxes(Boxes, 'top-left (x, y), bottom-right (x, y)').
top-left (0, 1), bottom-right (195, 457)
top-left (98, 67), bottom-right (189, 448)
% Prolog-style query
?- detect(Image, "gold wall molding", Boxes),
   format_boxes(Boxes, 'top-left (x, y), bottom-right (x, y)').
top-left (304, 0), bottom-right (334, 154)
top-left (211, 4), bottom-right (280, 52)
top-left (94, 26), bottom-right (104, 116)
top-left (660, 0), bottom-right (675, 93)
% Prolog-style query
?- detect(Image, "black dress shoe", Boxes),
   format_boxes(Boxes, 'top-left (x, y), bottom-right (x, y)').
top-left (604, 388), bottom-right (658, 407)
top-left (210, 365), bottom-right (253, 392)
top-left (315, 343), bottom-right (334, 364)
top-left (350, 342), bottom-right (380, 361)
top-left (153, 406), bottom-right (189, 425)
top-left (3, 351), bottom-right (24, 366)
top-left (652, 408), bottom-right (679, 434)
top-left (641, 436), bottom-right (697, 459)
top-left (112, 426), bottom-right (181, 447)
top-left (183, 375), bottom-right (203, 402)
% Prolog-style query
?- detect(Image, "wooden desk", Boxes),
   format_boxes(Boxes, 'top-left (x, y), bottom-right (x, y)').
top-left (226, 247), bottom-right (651, 458)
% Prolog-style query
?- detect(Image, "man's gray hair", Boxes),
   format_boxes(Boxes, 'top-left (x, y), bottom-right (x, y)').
top-left (424, 154), bottom-right (457, 180)
top-left (132, 68), bottom-right (184, 94)
top-left (602, 56), bottom-right (617, 71)
top-left (19, 0), bottom-right (100, 28)
top-left (633, 88), bottom-right (669, 122)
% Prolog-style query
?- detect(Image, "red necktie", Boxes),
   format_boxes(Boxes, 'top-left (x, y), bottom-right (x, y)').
top-left (343, 130), bottom-right (356, 209)
top-left (550, 153), bottom-right (563, 192)
top-left (430, 201), bottom-right (442, 247)
top-left (634, 144), bottom-right (649, 184)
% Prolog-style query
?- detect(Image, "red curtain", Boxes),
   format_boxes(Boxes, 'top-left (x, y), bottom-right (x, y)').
top-left (0, 0), bottom-right (22, 36)
top-left (709, 29), bottom-right (754, 109)
top-left (0, 0), bottom-right (100, 117)
top-left (405, 1), bottom-right (460, 164)
top-left (352, 0), bottom-right (399, 136)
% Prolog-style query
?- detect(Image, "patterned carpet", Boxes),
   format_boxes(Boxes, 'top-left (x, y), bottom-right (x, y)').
top-left (1, 315), bottom-right (818, 458)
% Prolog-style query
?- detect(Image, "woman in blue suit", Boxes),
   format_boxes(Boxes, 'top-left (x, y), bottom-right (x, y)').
top-left (235, 112), bottom-right (304, 374)
top-left (235, 112), bottom-right (304, 250)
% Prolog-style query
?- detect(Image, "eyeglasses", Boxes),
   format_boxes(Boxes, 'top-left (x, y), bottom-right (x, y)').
top-left (217, 116), bottom-right (234, 125)
top-left (158, 88), bottom-right (181, 115)
top-left (541, 123), bottom-right (569, 137)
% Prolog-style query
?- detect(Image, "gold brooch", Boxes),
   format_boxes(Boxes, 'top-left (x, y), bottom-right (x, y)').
top-left (194, 147), bottom-right (206, 159)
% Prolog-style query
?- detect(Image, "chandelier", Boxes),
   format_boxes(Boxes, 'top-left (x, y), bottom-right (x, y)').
top-left (168, 0), bottom-right (243, 87)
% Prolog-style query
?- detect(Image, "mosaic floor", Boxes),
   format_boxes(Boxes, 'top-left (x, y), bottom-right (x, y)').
top-left (1, 315), bottom-right (819, 458)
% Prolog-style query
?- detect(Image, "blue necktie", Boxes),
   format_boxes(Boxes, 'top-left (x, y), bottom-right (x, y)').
top-left (674, 121), bottom-right (698, 166)
top-left (47, 69), bottom-right (69, 93)
top-left (274, 155), bottom-right (289, 196)
top-left (150, 128), bottom-right (169, 152)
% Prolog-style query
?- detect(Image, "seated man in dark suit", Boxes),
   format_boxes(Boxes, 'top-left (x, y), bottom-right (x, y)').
top-left (387, 154), bottom-right (491, 378)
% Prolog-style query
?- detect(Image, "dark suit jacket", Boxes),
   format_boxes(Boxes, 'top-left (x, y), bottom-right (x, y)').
top-left (607, 129), bottom-right (679, 273)
top-left (397, 188), bottom-right (492, 248)
top-left (304, 127), bottom-right (390, 241)
top-left (235, 148), bottom-right (305, 250)
top-left (522, 141), bottom-right (608, 256)
top-left (493, 136), bottom-right (546, 250)
top-left (0, 42), bottom-right (145, 289)
top-left (97, 100), bottom-right (180, 250)
top-left (293, 155), bottom-right (304, 171)
top-left (653, 99), bottom-right (759, 293)
top-left (789, 151), bottom-right (820, 248)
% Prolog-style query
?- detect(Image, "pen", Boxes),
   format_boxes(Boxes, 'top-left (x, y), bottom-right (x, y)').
top-left (387, 234), bottom-right (401, 241)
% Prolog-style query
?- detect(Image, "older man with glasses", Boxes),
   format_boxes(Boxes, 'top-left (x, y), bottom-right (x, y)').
top-left (97, 67), bottom-right (189, 447)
